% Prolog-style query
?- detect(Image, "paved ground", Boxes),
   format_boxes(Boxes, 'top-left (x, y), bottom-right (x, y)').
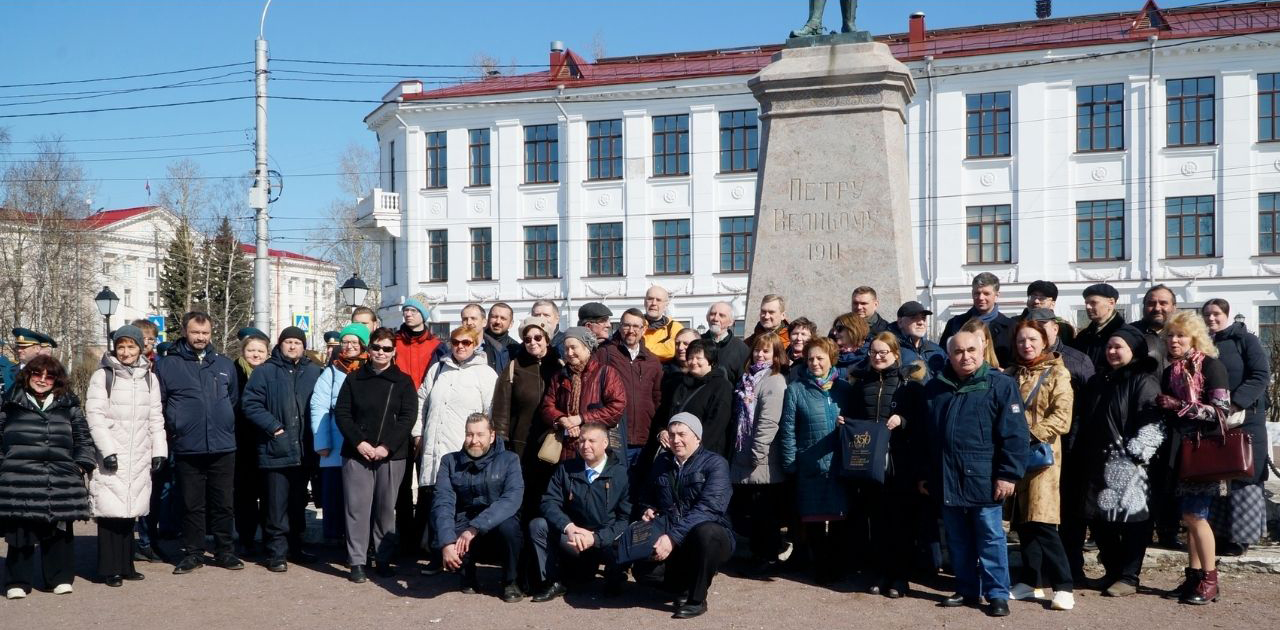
top-left (4, 523), bottom-right (1279, 630)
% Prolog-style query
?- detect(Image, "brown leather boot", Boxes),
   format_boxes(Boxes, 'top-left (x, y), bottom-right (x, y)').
top-left (1164, 567), bottom-right (1202, 600)
top-left (1182, 569), bottom-right (1219, 605)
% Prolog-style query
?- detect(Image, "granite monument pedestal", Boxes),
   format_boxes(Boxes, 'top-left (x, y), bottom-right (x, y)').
top-left (745, 42), bottom-right (917, 330)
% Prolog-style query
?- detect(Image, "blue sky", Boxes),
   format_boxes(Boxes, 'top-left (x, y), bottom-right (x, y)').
top-left (1, 0), bottom-right (1218, 256)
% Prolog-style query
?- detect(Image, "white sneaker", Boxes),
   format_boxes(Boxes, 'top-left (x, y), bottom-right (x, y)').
top-left (6, 587), bottom-right (26, 600)
top-left (1051, 590), bottom-right (1075, 610)
top-left (1009, 583), bottom-right (1039, 600)
top-left (52, 583), bottom-right (73, 595)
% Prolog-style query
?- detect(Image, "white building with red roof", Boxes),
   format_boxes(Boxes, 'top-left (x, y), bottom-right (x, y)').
top-left (357, 1), bottom-right (1280, 343)
top-left (91, 205), bottom-right (339, 346)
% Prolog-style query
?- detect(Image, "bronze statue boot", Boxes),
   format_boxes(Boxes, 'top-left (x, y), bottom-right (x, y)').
top-left (789, 21), bottom-right (826, 38)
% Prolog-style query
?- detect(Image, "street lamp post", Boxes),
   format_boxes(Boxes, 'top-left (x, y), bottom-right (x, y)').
top-left (95, 286), bottom-right (120, 346)
top-left (340, 273), bottom-right (369, 310)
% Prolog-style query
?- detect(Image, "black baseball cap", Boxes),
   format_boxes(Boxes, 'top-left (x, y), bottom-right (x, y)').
top-left (896, 301), bottom-right (933, 318)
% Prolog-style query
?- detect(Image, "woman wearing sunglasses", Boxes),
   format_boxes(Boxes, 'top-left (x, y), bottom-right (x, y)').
top-left (1, 355), bottom-right (97, 599)
top-left (333, 327), bottom-right (418, 583)
top-left (414, 325), bottom-right (499, 556)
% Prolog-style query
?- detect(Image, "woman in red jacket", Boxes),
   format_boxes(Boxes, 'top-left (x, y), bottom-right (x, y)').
top-left (538, 327), bottom-right (626, 461)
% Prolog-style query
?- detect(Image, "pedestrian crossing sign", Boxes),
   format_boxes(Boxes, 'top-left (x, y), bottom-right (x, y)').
top-left (293, 313), bottom-right (311, 332)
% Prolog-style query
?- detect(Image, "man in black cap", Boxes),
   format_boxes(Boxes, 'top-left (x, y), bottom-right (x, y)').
top-left (155, 312), bottom-right (244, 574)
top-left (1070, 283), bottom-right (1125, 371)
top-left (1133, 284), bottom-right (1175, 370)
top-left (1020, 280), bottom-right (1075, 345)
top-left (577, 302), bottom-right (614, 345)
top-left (241, 326), bottom-right (324, 572)
top-left (888, 301), bottom-right (945, 376)
top-left (939, 272), bottom-right (1015, 367)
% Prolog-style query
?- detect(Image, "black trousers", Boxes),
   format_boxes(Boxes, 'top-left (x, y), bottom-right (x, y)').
top-left (662, 522), bottom-right (733, 605)
top-left (1016, 522), bottom-right (1072, 591)
top-left (175, 452), bottom-right (236, 555)
top-left (4, 522), bottom-right (75, 589)
top-left (1058, 461), bottom-right (1088, 581)
top-left (396, 460), bottom-right (422, 556)
top-left (848, 481), bottom-right (916, 581)
top-left (1092, 519), bottom-right (1152, 586)
top-left (263, 467), bottom-right (309, 561)
top-left (460, 515), bottom-right (523, 584)
top-left (97, 517), bottom-right (137, 577)
top-left (233, 445), bottom-right (264, 547)
top-left (731, 483), bottom-right (785, 562)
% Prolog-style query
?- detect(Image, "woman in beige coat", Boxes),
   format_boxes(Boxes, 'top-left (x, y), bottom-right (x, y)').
top-left (85, 325), bottom-right (167, 587)
top-left (730, 332), bottom-right (789, 574)
top-left (1005, 319), bottom-right (1074, 610)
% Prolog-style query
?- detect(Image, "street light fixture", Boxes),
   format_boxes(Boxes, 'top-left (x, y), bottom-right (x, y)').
top-left (340, 273), bottom-right (369, 308)
top-left (95, 285), bottom-right (120, 345)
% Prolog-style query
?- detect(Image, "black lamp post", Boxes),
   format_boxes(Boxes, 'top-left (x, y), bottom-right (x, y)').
top-left (340, 273), bottom-right (369, 309)
top-left (95, 286), bottom-right (120, 346)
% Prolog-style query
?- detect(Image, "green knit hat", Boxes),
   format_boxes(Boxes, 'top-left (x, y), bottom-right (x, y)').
top-left (339, 322), bottom-right (370, 347)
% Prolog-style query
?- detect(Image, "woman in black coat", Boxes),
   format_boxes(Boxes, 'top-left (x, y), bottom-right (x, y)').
top-left (1201, 299), bottom-right (1271, 555)
top-left (843, 332), bottom-right (925, 598)
top-left (0, 356), bottom-right (96, 599)
top-left (660, 340), bottom-right (734, 459)
top-left (333, 327), bottom-right (418, 583)
top-left (1075, 326), bottom-right (1164, 596)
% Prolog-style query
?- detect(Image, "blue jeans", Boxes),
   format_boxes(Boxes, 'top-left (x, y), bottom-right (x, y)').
top-left (941, 505), bottom-right (1011, 601)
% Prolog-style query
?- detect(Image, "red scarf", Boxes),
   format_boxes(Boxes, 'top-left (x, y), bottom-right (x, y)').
top-left (333, 353), bottom-right (368, 374)
top-left (1168, 349), bottom-right (1205, 404)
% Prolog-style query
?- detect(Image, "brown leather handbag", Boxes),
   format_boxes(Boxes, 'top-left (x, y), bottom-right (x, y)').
top-left (1178, 415), bottom-right (1254, 483)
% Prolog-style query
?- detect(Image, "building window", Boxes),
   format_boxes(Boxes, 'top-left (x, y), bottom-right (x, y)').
top-left (427, 229), bottom-right (448, 282)
top-left (387, 236), bottom-right (398, 286)
top-left (587, 222), bottom-right (624, 277)
top-left (1261, 73), bottom-right (1280, 142)
top-left (1260, 193), bottom-right (1279, 255)
top-left (524, 124), bottom-right (558, 184)
top-left (428, 322), bottom-right (452, 338)
top-left (470, 227), bottom-right (492, 280)
top-left (1261, 305), bottom-right (1280, 355)
top-left (1076, 200), bottom-right (1126, 261)
top-left (1165, 195), bottom-right (1216, 258)
top-left (304, 280), bottom-right (314, 297)
top-left (425, 131), bottom-right (447, 189)
top-left (719, 216), bottom-right (754, 272)
top-left (1077, 83), bottom-right (1124, 152)
top-left (587, 120), bottom-right (623, 180)
top-left (388, 140), bottom-right (396, 192)
top-left (146, 265), bottom-right (156, 279)
top-left (965, 204), bottom-right (1012, 264)
top-left (719, 109), bottom-right (759, 173)
top-left (469, 128), bottom-right (490, 186)
top-left (123, 263), bottom-right (133, 278)
top-left (123, 288), bottom-right (133, 308)
top-left (288, 278), bottom-right (297, 294)
top-left (147, 291), bottom-right (156, 308)
top-left (653, 219), bottom-right (691, 275)
top-left (966, 91), bottom-right (1012, 158)
top-left (523, 225), bottom-right (558, 279)
top-left (652, 114), bottom-right (690, 176)
top-left (1167, 77), bottom-right (1215, 147)
top-left (102, 262), bottom-right (110, 274)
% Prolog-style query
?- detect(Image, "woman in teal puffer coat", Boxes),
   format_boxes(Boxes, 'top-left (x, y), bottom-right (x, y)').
top-left (780, 337), bottom-right (855, 584)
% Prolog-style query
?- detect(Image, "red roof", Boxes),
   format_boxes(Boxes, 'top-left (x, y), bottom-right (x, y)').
top-left (80, 205), bottom-right (156, 229)
top-left (393, 1), bottom-right (1280, 103)
top-left (239, 243), bottom-right (330, 265)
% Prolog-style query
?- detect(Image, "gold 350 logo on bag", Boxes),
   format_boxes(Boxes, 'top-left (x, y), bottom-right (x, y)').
top-left (852, 432), bottom-right (871, 449)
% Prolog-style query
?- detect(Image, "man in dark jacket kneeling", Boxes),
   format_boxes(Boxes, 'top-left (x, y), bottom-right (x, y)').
top-left (432, 413), bottom-right (525, 602)
top-left (529, 423), bottom-right (631, 602)
top-left (921, 329), bottom-right (1028, 618)
top-left (639, 412), bottom-right (734, 620)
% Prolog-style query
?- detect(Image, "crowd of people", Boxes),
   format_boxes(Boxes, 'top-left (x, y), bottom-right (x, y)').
top-left (0, 274), bottom-right (1272, 619)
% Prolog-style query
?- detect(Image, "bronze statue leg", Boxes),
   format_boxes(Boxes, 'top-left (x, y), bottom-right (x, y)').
top-left (790, 0), bottom-right (828, 38)
top-left (840, 0), bottom-right (858, 33)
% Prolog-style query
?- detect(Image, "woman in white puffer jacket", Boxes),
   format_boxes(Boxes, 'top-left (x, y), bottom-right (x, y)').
top-left (84, 325), bottom-right (167, 587)
top-left (413, 326), bottom-right (497, 489)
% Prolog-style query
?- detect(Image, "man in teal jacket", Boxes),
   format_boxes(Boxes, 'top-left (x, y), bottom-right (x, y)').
top-left (921, 329), bottom-right (1028, 618)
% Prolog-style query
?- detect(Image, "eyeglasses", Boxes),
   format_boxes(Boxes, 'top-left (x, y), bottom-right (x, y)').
top-left (369, 344), bottom-right (395, 353)
top-left (870, 350), bottom-right (893, 358)
top-left (524, 334), bottom-right (546, 343)
top-left (29, 371), bottom-right (54, 382)
top-left (451, 339), bottom-right (475, 347)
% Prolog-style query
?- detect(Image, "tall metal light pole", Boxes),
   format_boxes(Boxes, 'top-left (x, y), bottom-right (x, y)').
top-left (250, 0), bottom-right (273, 333)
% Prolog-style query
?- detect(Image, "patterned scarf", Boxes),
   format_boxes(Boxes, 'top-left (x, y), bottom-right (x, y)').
top-left (567, 359), bottom-right (586, 416)
top-left (812, 367), bottom-right (837, 392)
top-left (333, 352), bottom-right (368, 374)
top-left (734, 361), bottom-right (771, 452)
top-left (1168, 349), bottom-right (1206, 405)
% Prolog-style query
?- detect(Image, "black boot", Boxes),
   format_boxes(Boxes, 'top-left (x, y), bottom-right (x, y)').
top-left (1164, 568), bottom-right (1203, 600)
